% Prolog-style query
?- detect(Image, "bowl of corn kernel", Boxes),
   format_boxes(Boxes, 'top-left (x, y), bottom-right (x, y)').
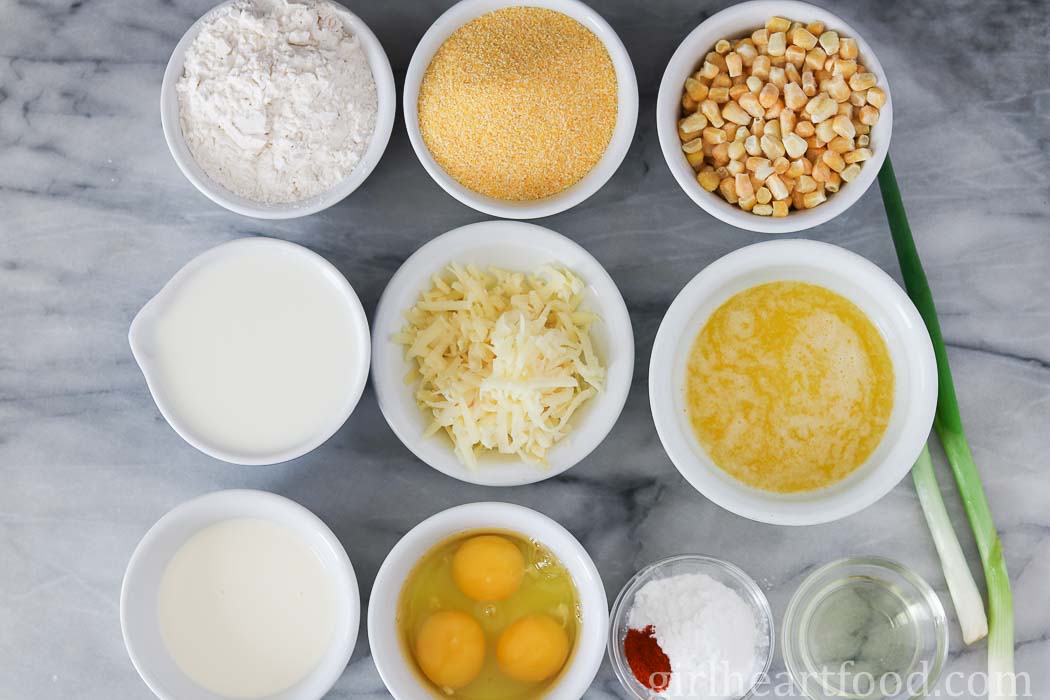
top-left (404, 0), bottom-right (639, 220)
top-left (657, 0), bottom-right (892, 233)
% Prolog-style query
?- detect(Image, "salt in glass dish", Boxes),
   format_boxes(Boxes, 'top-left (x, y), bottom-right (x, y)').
top-left (608, 554), bottom-right (775, 700)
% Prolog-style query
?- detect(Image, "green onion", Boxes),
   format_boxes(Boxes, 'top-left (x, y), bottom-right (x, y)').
top-left (879, 157), bottom-right (1015, 699)
top-left (912, 444), bottom-right (987, 644)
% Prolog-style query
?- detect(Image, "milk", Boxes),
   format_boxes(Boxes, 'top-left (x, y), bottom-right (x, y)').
top-left (131, 239), bottom-right (364, 462)
top-left (158, 518), bottom-right (337, 698)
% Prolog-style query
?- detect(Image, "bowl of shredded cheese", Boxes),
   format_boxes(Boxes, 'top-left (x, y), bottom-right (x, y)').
top-left (372, 220), bottom-right (634, 486)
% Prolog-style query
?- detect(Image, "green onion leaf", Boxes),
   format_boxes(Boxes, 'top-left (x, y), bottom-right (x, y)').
top-left (879, 157), bottom-right (1015, 699)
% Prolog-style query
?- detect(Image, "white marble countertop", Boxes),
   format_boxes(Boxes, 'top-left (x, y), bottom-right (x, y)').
top-left (1, 0), bottom-right (1047, 698)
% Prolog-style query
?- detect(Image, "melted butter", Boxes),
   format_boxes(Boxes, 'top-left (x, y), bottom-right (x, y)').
top-left (686, 281), bottom-right (894, 493)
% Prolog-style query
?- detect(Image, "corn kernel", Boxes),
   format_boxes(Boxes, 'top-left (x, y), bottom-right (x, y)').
top-left (804, 47), bottom-right (827, 71)
top-left (682, 137), bottom-right (704, 154)
top-left (785, 45), bottom-right (806, 67)
top-left (699, 61), bottom-right (720, 80)
top-left (822, 150), bottom-right (846, 172)
top-left (744, 135), bottom-right (762, 156)
top-left (782, 83), bottom-right (807, 111)
top-left (727, 159), bottom-right (746, 175)
top-left (680, 112), bottom-right (708, 134)
top-left (806, 93), bottom-right (838, 123)
top-left (785, 63), bottom-right (802, 86)
top-left (790, 27), bottom-right (818, 50)
top-left (827, 75), bottom-right (851, 102)
top-left (746, 75), bottom-right (763, 92)
top-left (783, 132), bottom-right (808, 159)
top-left (802, 71), bottom-right (817, 96)
top-left (857, 134), bottom-right (870, 147)
top-left (766, 16), bottom-right (791, 32)
top-left (737, 42), bottom-right (758, 65)
top-left (828, 135), bottom-right (854, 153)
top-left (686, 149), bottom-right (706, 169)
top-left (706, 51), bottom-right (728, 72)
top-left (769, 66), bottom-right (787, 88)
top-left (739, 92), bottom-right (765, 118)
top-left (831, 114), bottom-right (856, 139)
top-left (711, 141), bottom-right (730, 165)
top-left (839, 37), bottom-right (858, 60)
top-left (759, 82), bottom-right (780, 108)
top-left (729, 84), bottom-right (749, 100)
top-left (715, 38), bottom-right (732, 54)
top-left (767, 31), bottom-right (787, 56)
top-left (779, 108), bottom-right (797, 135)
top-left (751, 203), bottom-right (772, 216)
top-left (859, 104), bottom-right (880, 125)
top-left (764, 120), bottom-right (782, 139)
top-left (795, 120), bottom-right (815, 137)
top-left (760, 134), bottom-right (786, 159)
top-left (682, 93), bottom-right (698, 113)
top-left (818, 30), bottom-right (839, 55)
top-left (803, 189), bottom-right (827, 208)
top-left (752, 55), bottom-right (771, 80)
top-left (737, 195), bottom-right (757, 211)
top-left (849, 72), bottom-right (877, 91)
top-left (773, 156), bottom-right (790, 174)
top-left (844, 147), bottom-right (872, 164)
top-left (866, 86), bottom-right (886, 109)
top-left (712, 73), bottom-right (732, 88)
top-left (771, 200), bottom-right (789, 217)
top-left (752, 28), bottom-right (769, 46)
top-left (812, 158), bottom-right (831, 182)
top-left (701, 99), bottom-right (724, 127)
top-left (748, 187), bottom-right (768, 205)
top-left (840, 163), bottom-right (862, 182)
top-left (751, 116), bottom-right (766, 136)
top-left (825, 172), bottom-right (841, 193)
top-left (764, 173), bottom-right (788, 200)
top-left (725, 52), bottom-right (743, 78)
top-left (697, 169), bottom-right (720, 191)
top-left (735, 173), bottom-right (755, 200)
top-left (703, 126), bottom-right (728, 144)
top-left (685, 77), bottom-right (708, 102)
top-left (719, 176), bottom-right (739, 203)
top-left (754, 163), bottom-right (776, 182)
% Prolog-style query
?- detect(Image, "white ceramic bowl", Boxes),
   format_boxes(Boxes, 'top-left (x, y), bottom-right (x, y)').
top-left (403, 0), bottom-right (639, 219)
top-left (161, 0), bottom-right (396, 219)
top-left (121, 490), bottom-right (360, 700)
top-left (371, 220), bottom-right (634, 486)
top-left (649, 240), bottom-right (936, 525)
top-left (657, 0), bottom-right (893, 233)
top-left (129, 237), bottom-right (371, 465)
top-left (368, 502), bottom-right (609, 700)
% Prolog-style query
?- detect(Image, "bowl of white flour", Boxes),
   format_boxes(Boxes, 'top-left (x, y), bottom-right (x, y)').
top-left (161, 0), bottom-right (395, 219)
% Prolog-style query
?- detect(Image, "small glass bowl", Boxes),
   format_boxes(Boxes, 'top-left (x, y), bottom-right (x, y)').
top-left (608, 555), bottom-right (775, 699)
top-left (782, 557), bottom-right (949, 700)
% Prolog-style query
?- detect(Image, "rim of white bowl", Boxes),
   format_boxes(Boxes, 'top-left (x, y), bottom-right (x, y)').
top-left (649, 240), bottom-right (937, 525)
top-left (656, 0), bottom-right (893, 233)
top-left (128, 237), bottom-right (371, 465)
top-left (120, 489), bottom-right (360, 700)
top-left (371, 220), bottom-right (634, 486)
top-left (160, 0), bottom-right (397, 219)
top-left (367, 501), bottom-right (609, 700)
top-left (403, 0), bottom-right (639, 219)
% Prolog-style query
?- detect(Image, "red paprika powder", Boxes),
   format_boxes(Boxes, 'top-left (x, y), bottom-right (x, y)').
top-left (623, 625), bottom-right (671, 691)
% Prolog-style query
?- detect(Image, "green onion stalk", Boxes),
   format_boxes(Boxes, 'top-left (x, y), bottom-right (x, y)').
top-left (878, 157), bottom-right (1015, 699)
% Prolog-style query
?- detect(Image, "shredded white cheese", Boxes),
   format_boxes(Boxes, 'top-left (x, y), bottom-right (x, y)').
top-left (394, 264), bottom-right (605, 468)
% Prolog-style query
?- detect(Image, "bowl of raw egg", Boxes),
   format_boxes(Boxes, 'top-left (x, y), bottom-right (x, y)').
top-left (367, 502), bottom-right (609, 700)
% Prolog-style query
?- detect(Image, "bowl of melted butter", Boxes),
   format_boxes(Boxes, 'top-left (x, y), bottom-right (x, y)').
top-left (650, 240), bottom-right (937, 525)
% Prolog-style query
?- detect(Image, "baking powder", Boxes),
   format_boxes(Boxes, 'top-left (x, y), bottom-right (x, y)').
top-left (628, 573), bottom-right (764, 699)
top-left (176, 0), bottom-right (377, 204)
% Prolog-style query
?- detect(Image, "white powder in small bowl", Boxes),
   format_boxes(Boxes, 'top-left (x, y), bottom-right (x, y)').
top-left (176, 0), bottom-right (377, 204)
top-left (628, 573), bottom-right (765, 699)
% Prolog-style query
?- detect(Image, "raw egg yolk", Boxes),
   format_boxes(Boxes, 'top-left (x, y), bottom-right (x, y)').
top-left (415, 611), bottom-right (486, 690)
top-left (496, 614), bottom-right (570, 683)
top-left (452, 535), bottom-right (525, 601)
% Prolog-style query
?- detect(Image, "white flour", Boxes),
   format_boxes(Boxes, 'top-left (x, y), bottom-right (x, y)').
top-left (628, 573), bottom-right (764, 699)
top-left (176, 0), bottom-right (377, 204)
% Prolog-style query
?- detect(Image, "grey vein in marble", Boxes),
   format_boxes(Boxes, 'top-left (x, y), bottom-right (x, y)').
top-left (1, 0), bottom-right (1048, 698)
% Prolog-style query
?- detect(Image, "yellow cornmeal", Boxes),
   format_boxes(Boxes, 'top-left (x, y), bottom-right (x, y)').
top-left (686, 281), bottom-right (895, 493)
top-left (418, 7), bottom-right (617, 201)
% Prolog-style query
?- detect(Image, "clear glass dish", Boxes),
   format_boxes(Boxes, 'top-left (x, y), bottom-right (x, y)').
top-left (782, 556), bottom-right (949, 700)
top-left (607, 554), bottom-right (775, 700)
